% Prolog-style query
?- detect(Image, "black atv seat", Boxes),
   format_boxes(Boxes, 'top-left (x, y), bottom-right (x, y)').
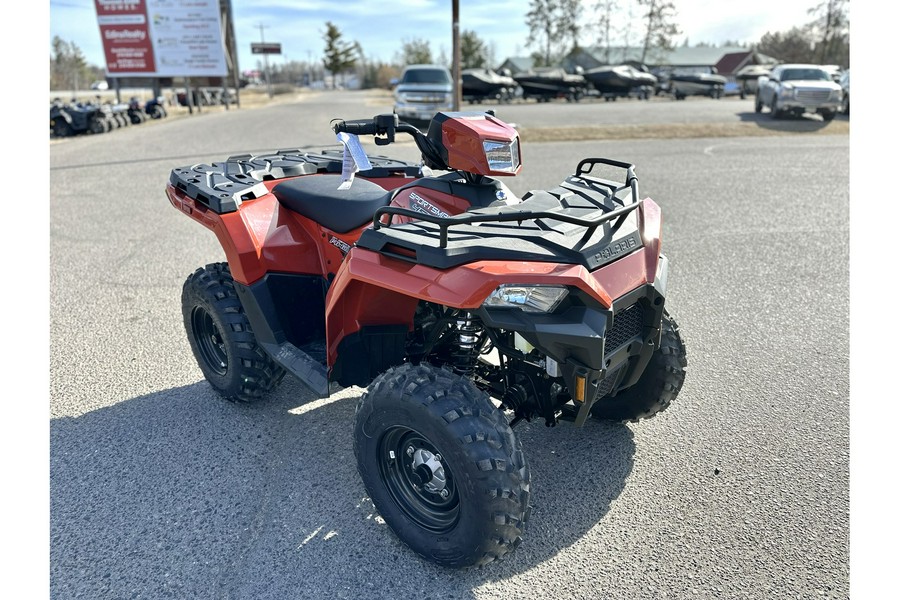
top-left (272, 174), bottom-right (392, 233)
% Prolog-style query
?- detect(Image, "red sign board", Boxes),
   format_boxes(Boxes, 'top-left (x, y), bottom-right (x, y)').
top-left (95, 0), bottom-right (155, 74)
top-left (94, 0), bottom-right (227, 77)
top-left (251, 43), bottom-right (282, 55)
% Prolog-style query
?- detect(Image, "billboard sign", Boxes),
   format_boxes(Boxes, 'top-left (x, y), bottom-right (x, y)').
top-left (95, 0), bottom-right (227, 77)
top-left (251, 43), bottom-right (282, 55)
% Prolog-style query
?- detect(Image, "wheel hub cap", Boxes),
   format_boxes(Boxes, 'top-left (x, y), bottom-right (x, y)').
top-left (411, 448), bottom-right (447, 493)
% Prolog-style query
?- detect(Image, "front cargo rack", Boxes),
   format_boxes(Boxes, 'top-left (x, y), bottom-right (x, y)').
top-left (357, 158), bottom-right (645, 271)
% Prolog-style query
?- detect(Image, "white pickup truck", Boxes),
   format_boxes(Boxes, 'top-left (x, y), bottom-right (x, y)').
top-left (755, 64), bottom-right (843, 121)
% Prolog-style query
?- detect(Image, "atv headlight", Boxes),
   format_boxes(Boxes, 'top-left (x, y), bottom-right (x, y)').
top-left (483, 139), bottom-right (520, 173)
top-left (482, 284), bottom-right (568, 313)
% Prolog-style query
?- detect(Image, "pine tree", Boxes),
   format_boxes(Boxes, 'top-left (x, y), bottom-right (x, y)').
top-left (460, 31), bottom-right (488, 69)
top-left (322, 22), bottom-right (358, 88)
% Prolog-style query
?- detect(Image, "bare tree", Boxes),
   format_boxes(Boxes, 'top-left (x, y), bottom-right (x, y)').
top-left (636, 0), bottom-right (681, 64)
top-left (808, 0), bottom-right (850, 65)
top-left (594, 0), bottom-right (620, 64)
top-left (50, 36), bottom-right (98, 91)
top-left (525, 0), bottom-right (582, 67)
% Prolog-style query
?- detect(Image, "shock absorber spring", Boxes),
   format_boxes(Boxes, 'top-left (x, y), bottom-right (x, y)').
top-left (451, 313), bottom-right (484, 375)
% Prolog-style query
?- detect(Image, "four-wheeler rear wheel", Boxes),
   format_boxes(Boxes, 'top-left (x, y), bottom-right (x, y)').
top-left (754, 94), bottom-right (763, 113)
top-left (591, 311), bottom-right (687, 423)
top-left (52, 119), bottom-right (73, 137)
top-left (355, 362), bottom-right (531, 569)
top-left (182, 262), bottom-right (285, 402)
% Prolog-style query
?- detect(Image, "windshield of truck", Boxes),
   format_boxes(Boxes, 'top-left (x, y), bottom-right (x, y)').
top-left (402, 68), bottom-right (451, 84)
top-left (781, 68), bottom-right (830, 82)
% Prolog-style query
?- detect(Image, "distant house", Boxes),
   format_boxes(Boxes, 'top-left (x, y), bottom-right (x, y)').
top-left (555, 45), bottom-right (778, 75)
top-left (496, 56), bottom-right (535, 75)
top-left (562, 46), bottom-right (650, 72)
top-left (714, 50), bottom-right (779, 77)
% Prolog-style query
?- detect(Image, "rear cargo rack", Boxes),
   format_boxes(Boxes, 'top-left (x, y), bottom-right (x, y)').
top-left (168, 148), bottom-right (422, 214)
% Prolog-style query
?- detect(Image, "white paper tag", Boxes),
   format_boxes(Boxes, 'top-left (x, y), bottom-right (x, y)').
top-left (336, 132), bottom-right (372, 189)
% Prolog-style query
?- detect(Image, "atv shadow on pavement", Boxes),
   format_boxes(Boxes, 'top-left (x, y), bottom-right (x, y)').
top-left (50, 379), bottom-right (634, 599)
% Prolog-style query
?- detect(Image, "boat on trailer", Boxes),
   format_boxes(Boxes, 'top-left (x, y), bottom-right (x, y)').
top-left (461, 68), bottom-right (517, 103)
top-left (669, 66), bottom-right (727, 99)
top-left (583, 64), bottom-right (657, 100)
top-left (513, 68), bottom-right (589, 102)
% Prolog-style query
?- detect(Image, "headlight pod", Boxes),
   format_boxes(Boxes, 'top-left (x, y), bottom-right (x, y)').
top-left (482, 284), bottom-right (568, 313)
top-left (483, 138), bottom-right (520, 173)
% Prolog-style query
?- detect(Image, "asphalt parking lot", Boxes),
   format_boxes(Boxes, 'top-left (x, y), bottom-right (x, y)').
top-left (41, 89), bottom-right (866, 598)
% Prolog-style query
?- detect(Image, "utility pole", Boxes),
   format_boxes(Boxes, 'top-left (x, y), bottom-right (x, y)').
top-left (452, 0), bottom-right (460, 111)
top-left (257, 23), bottom-right (273, 98)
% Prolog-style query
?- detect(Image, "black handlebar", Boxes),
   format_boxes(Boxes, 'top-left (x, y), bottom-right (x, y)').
top-left (331, 114), bottom-right (447, 168)
top-left (332, 118), bottom-right (380, 136)
top-left (332, 113), bottom-right (417, 146)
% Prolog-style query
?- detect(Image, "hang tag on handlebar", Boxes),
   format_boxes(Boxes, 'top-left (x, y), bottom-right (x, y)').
top-left (336, 132), bottom-right (372, 190)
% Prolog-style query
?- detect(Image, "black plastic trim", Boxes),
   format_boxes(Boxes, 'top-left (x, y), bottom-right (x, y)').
top-left (233, 274), bottom-right (331, 396)
top-left (332, 324), bottom-right (408, 388)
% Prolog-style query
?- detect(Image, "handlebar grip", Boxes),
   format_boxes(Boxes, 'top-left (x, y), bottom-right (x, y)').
top-left (332, 119), bottom-right (377, 135)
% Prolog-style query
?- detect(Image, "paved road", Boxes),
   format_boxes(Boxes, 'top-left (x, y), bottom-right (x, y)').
top-left (49, 90), bottom-right (850, 599)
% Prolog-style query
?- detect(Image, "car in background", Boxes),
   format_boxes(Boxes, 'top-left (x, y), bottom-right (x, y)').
top-left (755, 64), bottom-right (843, 121)
top-left (839, 70), bottom-right (849, 115)
top-left (393, 64), bottom-right (454, 125)
top-left (90, 80), bottom-right (109, 91)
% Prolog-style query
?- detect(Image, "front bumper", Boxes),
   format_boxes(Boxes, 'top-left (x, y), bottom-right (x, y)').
top-left (777, 89), bottom-right (842, 114)
top-left (478, 256), bottom-right (670, 425)
top-left (393, 101), bottom-right (453, 121)
top-left (778, 100), bottom-right (841, 113)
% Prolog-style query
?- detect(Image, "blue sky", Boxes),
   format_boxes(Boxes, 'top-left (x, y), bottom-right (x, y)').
top-left (49, 0), bottom-right (824, 74)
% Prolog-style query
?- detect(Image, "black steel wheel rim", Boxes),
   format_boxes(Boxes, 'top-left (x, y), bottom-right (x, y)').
top-left (378, 427), bottom-right (459, 533)
top-left (191, 306), bottom-right (228, 376)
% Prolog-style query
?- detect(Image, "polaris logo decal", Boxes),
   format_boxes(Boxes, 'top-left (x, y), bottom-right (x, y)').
top-left (589, 233), bottom-right (641, 268)
top-left (329, 236), bottom-right (351, 255)
top-left (409, 192), bottom-right (450, 218)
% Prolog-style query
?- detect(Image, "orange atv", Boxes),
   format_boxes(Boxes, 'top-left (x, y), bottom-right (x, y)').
top-left (167, 111), bottom-right (687, 568)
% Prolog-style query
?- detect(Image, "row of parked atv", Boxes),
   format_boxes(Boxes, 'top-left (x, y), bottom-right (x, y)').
top-left (50, 96), bottom-right (168, 138)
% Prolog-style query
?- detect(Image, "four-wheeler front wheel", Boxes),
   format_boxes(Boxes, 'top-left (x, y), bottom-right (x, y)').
top-left (182, 262), bottom-right (285, 402)
top-left (355, 362), bottom-right (531, 569)
top-left (591, 310), bottom-right (687, 423)
top-left (89, 117), bottom-right (106, 135)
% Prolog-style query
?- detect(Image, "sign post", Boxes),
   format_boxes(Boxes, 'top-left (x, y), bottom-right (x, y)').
top-left (251, 25), bottom-right (281, 99)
